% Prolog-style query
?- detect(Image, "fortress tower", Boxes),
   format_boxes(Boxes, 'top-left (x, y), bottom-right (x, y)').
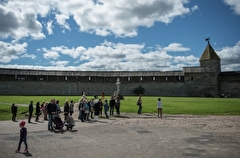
top-left (199, 43), bottom-right (221, 77)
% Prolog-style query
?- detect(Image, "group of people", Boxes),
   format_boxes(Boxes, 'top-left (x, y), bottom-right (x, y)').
top-left (12, 94), bottom-right (163, 126)
top-left (25, 95), bottom-right (122, 130)
top-left (77, 96), bottom-right (121, 122)
top-left (13, 94), bottom-right (162, 154)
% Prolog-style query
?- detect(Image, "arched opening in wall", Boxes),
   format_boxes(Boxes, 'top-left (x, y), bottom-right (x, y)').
top-left (153, 76), bottom-right (156, 81)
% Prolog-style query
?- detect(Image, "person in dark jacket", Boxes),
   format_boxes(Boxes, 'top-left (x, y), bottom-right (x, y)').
top-left (103, 100), bottom-right (109, 118)
top-left (109, 96), bottom-right (115, 116)
top-left (28, 101), bottom-right (33, 123)
top-left (15, 121), bottom-right (28, 153)
top-left (115, 98), bottom-right (121, 115)
top-left (11, 103), bottom-right (18, 121)
top-left (63, 100), bottom-right (70, 120)
top-left (93, 99), bottom-right (100, 121)
top-left (78, 99), bottom-right (85, 122)
top-left (35, 102), bottom-right (41, 122)
top-left (69, 100), bottom-right (74, 116)
top-left (47, 99), bottom-right (57, 131)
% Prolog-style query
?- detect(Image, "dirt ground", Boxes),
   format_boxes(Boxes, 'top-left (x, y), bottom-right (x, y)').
top-left (0, 112), bottom-right (239, 158)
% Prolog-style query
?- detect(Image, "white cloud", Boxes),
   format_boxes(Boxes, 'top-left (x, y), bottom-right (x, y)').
top-left (217, 40), bottom-right (240, 71)
top-left (55, 13), bottom-right (71, 30)
top-left (46, 20), bottom-right (53, 35)
top-left (42, 48), bottom-right (60, 60)
top-left (50, 60), bottom-right (69, 67)
top-left (42, 46), bottom-right (86, 59)
top-left (0, 0), bottom-right (195, 39)
top-left (174, 55), bottom-right (198, 65)
top-left (0, 4), bottom-right (45, 40)
top-left (223, 0), bottom-right (240, 15)
top-left (163, 43), bottom-right (191, 52)
top-left (36, 41), bottom-right (197, 71)
top-left (191, 5), bottom-right (198, 12)
top-left (54, 0), bottom-right (193, 37)
top-left (0, 41), bottom-right (27, 63)
top-left (20, 54), bottom-right (37, 60)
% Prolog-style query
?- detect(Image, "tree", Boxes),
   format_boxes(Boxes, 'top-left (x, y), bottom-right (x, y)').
top-left (133, 85), bottom-right (145, 95)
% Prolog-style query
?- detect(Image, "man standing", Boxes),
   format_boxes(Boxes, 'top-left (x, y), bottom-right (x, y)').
top-left (28, 101), bottom-right (33, 123)
top-left (115, 98), bottom-right (121, 115)
top-left (69, 100), bottom-right (74, 116)
top-left (47, 99), bottom-right (57, 131)
top-left (137, 94), bottom-right (142, 114)
top-left (11, 103), bottom-right (18, 121)
top-left (109, 96), bottom-right (115, 116)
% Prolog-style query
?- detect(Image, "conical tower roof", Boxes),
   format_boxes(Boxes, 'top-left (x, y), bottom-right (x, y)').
top-left (200, 43), bottom-right (220, 61)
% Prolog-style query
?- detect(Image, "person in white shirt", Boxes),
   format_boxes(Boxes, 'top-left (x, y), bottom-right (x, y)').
top-left (157, 98), bottom-right (162, 119)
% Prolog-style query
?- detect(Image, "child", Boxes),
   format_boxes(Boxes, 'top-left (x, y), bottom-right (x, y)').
top-left (15, 121), bottom-right (28, 153)
top-left (103, 100), bottom-right (109, 119)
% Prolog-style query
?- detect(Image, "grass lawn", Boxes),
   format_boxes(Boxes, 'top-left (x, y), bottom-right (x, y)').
top-left (0, 104), bottom-right (28, 121)
top-left (0, 95), bottom-right (240, 121)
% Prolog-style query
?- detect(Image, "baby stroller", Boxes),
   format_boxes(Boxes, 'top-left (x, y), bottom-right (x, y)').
top-left (52, 115), bottom-right (64, 132)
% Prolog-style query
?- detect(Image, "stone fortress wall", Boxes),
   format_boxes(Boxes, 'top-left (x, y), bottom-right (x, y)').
top-left (0, 44), bottom-right (239, 97)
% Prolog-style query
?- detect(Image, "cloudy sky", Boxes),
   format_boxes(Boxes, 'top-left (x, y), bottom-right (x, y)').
top-left (0, 0), bottom-right (240, 71)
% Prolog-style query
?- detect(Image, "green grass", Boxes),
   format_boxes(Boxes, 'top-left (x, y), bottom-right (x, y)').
top-left (121, 96), bottom-right (240, 115)
top-left (0, 104), bottom-right (28, 121)
top-left (0, 96), bottom-right (240, 121)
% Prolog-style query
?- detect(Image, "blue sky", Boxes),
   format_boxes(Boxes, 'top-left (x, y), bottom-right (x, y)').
top-left (0, 0), bottom-right (240, 71)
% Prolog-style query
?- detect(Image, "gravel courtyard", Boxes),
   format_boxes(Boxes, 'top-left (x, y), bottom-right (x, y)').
top-left (0, 113), bottom-right (239, 158)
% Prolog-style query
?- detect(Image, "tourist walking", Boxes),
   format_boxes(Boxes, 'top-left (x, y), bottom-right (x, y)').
top-left (15, 121), bottom-right (29, 153)
top-left (69, 100), bottom-right (74, 116)
top-left (101, 91), bottom-right (105, 99)
top-left (28, 101), bottom-right (33, 123)
top-left (109, 96), bottom-right (115, 116)
top-left (93, 99), bottom-right (100, 121)
top-left (98, 99), bottom-right (103, 117)
top-left (56, 100), bottom-right (61, 115)
top-left (35, 102), bottom-right (41, 122)
top-left (78, 99), bottom-right (85, 122)
top-left (11, 103), bottom-right (18, 121)
top-left (43, 102), bottom-right (48, 120)
top-left (47, 99), bottom-right (57, 131)
top-left (103, 100), bottom-right (109, 118)
top-left (84, 100), bottom-right (90, 121)
top-left (63, 100), bottom-right (70, 120)
top-left (89, 98), bottom-right (94, 119)
top-left (115, 98), bottom-right (121, 115)
top-left (137, 94), bottom-right (142, 114)
top-left (157, 98), bottom-right (163, 118)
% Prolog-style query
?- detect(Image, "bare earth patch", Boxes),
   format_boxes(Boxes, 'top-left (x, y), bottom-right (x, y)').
top-left (110, 115), bottom-right (240, 130)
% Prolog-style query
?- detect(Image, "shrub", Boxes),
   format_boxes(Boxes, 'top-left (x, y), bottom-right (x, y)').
top-left (133, 85), bottom-right (145, 95)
